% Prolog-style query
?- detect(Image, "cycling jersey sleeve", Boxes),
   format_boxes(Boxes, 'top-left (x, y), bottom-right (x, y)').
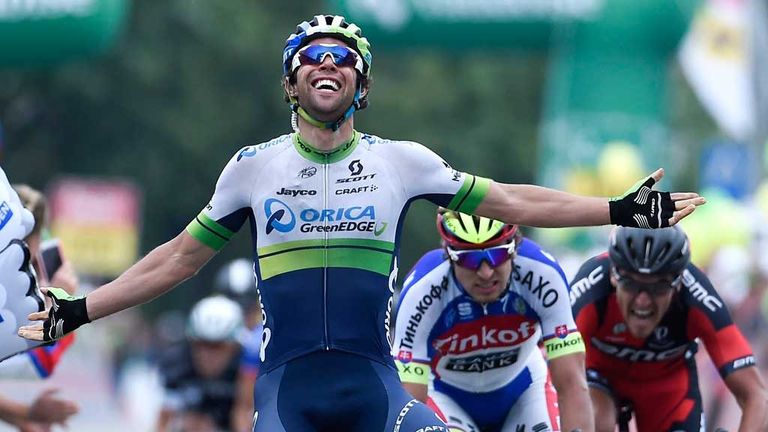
top-left (517, 240), bottom-right (585, 360)
top-left (683, 265), bottom-right (755, 378)
top-left (393, 251), bottom-right (449, 385)
top-left (186, 146), bottom-right (263, 250)
top-left (569, 255), bottom-right (612, 353)
top-left (393, 141), bottom-right (490, 214)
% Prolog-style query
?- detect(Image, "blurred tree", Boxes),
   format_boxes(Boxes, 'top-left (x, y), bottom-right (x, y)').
top-left (0, 1), bottom-right (710, 315)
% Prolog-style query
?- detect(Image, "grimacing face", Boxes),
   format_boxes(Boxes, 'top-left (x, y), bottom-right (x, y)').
top-left (611, 269), bottom-right (677, 339)
top-left (451, 250), bottom-right (513, 304)
top-left (284, 37), bottom-right (364, 122)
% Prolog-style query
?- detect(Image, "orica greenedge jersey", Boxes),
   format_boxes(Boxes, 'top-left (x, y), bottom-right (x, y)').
top-left (186, 131), bottom-right (489, 373)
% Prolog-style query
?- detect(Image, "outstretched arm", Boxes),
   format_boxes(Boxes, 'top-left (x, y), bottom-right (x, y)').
top-left (86, 230), bottom-right (215, 320)
top-left (19, 230), bottom-right (216, 341)
top-left (549, 353), bottom-right (594, 432)
top-left (475, 168), bottom-right (704, 228)
top-left (724, 366), bottom-right (768, 432)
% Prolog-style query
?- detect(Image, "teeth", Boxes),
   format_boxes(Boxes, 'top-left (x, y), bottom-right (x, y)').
top-left (632, 309), bottom-right (653, 318)
top-left (313, 79), bottom-right (339, 90)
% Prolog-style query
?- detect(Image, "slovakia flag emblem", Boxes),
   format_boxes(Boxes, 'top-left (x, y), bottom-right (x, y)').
top-left (398, 350), bottom-right (412, 362)
top-left (555, 325), bottom-right (569, 339)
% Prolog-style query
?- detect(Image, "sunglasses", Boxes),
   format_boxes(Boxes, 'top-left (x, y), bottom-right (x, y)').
top-left (291, 44), bottom-right (363, 75)
top-left (446, 242), bottom-right (515, 271)
top-left (612, 267), bottom-right (682, 297)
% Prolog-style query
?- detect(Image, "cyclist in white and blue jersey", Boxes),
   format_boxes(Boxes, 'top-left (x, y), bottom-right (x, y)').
top-left (395, 210), bottom-right (592, 431)
top-left (20, 14), bottom-right (704, 432)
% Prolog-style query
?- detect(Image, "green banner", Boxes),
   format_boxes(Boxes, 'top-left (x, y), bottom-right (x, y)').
top-left (331, 0), bottom-right (604, 49)
top-left (0, 0), bottom-right (128, 65)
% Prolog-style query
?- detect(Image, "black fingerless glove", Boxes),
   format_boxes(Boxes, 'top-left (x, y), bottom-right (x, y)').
top-left (43, 287), bottom-right (91, 342)
top-left (609, 177), bottom-right (675, 228)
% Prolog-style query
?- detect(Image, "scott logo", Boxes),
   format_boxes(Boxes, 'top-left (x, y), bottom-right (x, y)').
top-left (348, 159), bottom-right (363, 176)
top-left (264, 198), bottom-right (295, 234)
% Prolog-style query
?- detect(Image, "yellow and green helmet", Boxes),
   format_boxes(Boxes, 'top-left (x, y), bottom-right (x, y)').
top-left (282, 14), bottom-right (373, 131)
top-left (282, 14), bottom-right (372, 79)
top-left (437, 208), bottom-right (518, 249)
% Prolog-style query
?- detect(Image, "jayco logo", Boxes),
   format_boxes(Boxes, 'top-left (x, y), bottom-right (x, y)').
top-left (276, 188), bottom-right (316, 197)
top-left (348, 159), bottom-right (363, 176)
top-left (264, 198), bottom-right (296, 234)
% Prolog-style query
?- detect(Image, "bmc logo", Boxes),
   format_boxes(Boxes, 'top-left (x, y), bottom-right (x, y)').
top-left (591, 338), bottom-right (687, 362)
top-left (570, 266), bottom-right (604, 305)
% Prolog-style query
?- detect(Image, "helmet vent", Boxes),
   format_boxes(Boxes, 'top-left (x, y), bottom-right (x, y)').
top-left (643, 238), bottom-right (653, 269)
top-left (656, 244), bottom-right (671, 266)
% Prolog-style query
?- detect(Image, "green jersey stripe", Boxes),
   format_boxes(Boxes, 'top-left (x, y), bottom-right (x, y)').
top-left (258, 238), bottom-right (394, 256)
top-left (259, 246), bottom-right (393, 280)
top-left (185, 212), bottom-right (235, 251)
top-left (447, 175), bottom-right (491, 214)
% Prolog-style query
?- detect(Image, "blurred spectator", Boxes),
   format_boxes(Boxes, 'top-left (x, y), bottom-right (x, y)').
top-left (156, 296), bottom-right (251, 432)
top-left (0, 388), bottom-right (79, 432)
top-left (213, 259), bottom-right (262, 432)
top-left (0, 185), bottom-right (78, 380)
top-left (0, 178), bottom-right (79, 430)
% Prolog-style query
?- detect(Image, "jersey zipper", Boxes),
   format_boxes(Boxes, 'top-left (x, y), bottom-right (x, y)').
top-left (322, 154), bottom-right (330, 350)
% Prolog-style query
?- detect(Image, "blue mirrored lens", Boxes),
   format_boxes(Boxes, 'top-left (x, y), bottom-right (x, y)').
top-left (454, 247), bottom-right (510, 270)
top-left (298, 45), bottom-right (359, 68)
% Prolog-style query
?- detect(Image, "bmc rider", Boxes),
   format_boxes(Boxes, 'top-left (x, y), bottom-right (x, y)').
top-left (20, 14), bottom-right (703, 432)
top-left (570, 226), bottom-right (768, 431)
top-left (395, 210), bottom-right (592, 432)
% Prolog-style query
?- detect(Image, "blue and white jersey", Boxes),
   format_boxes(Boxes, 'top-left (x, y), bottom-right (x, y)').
top-left (393, 239), bottom-right (584, 393)
top-left (240, 322), bottom-right (262, 376)
top-left (186, 132), bottom-right (490, 373)
top-left (0, 166), bottom-right (44, 362)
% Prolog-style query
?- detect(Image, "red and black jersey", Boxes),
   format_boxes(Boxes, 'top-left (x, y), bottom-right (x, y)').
top-left (570, 253), bottom-right (755, 382)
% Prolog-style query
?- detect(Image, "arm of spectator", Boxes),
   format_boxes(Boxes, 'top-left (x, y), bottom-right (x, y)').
top-left (402, 382), bottom-right (428, 403)
top-left (724, 366), bottom-right (768, 432)
top-left (0, 388), bottom-right (78, 429)
top-left (156, 408), bottom-right (174, 432)
top-left (231, 368), bottom-right (257, 432)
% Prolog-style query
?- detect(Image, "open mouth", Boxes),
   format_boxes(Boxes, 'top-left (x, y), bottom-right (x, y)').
top-left (474, 281), bottom-right (499, 294)
top-left (312, 78), bottom-right (340, 92)
top-left (630, 308), bottom-right (654, 319)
